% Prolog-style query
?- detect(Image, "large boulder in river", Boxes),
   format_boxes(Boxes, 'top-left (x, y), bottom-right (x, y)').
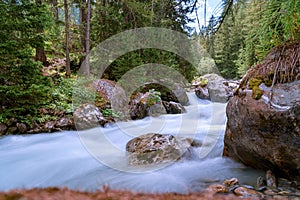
top-left (201, 74), bottom-right (230, 103)
top-left (193, 74), bottom-right (237, 103)
top-left (92, 79), bottom-right (128, 112)
top-left (129, 92), bottom-right (167, 119)
top-left (139, 82), bottom-right (189, 106)
top-left (126, 133), bottom-right (192, 165)
top-left (223, 42), bottom-right (300, 181)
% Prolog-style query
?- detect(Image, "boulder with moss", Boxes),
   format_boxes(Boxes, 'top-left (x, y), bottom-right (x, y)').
top-left (223, 42), bottom-right (300, 181)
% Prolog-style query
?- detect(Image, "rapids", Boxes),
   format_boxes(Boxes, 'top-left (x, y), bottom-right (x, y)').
top-left (0, 93), bottom-right (263, 193)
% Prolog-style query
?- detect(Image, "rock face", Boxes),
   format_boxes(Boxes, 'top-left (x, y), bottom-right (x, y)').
top-left (73, 104), bottom-right (107, 130)
top-left (126, 133), bottom-right (191, 165)
top-left (223, 80), bottom-right (300, 181)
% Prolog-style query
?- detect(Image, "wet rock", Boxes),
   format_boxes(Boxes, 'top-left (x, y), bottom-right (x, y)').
top-left (6, 126), bottom-right (17, 134)
top-left (194, 74), bottom-right (238, 103)
top-left (129, 93), bottom-right (148, 120)
top-left (233, 186), bottom-right (263, 198)
top-left (126, 133), bottom-right (191, 165)
top-left (205, 184), bottom-right (229, 194)
top-left (92, 79), bottom-right (128, 112)
top-left (73, 104), bottom-right (107, 130)
top-left (138, 82), bottom-right (189, 106)
top-left (223, 178), bottom-right (239, 188)
top-left (129, 92), bottom-right (166, 119)
top-left (266, 170), bottom-right (277, 188)
top-left (162, 101), bottom-right (186, 114)
top-left (195, 86), bottom-right (210, 100)
top-left (16, 123), bottom-right (27, 133)
top-left (223, 80), bottom-right (300, 181)
top-left (0, 123), bottom-right (7, 135)
top-left (148, 102), bottom-right (167, 117)
top-left (256, 176), bottom-right (266, 189)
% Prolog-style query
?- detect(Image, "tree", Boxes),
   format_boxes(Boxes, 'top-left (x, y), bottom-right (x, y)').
top-left (85, 0), bottom-right (91, 76)
top-left (0, 0), bottom-right (52, 123)
top-left (64, 0), bottom-right (71, 77)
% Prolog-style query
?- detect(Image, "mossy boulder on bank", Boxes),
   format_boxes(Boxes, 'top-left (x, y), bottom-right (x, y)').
top-left (223, 42), bottom-right (300, 181)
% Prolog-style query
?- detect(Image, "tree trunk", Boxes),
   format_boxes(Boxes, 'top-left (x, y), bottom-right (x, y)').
top-left (52, 0), bottom-right (59, 23)
top-left (85, 0), bottom-right (91, 76)
top-left (64, 0), bottom-right (71, 77)
top-left (35, 0), bottom-right (47, 64)
top-left (80, 0), bottom-right (87, 55)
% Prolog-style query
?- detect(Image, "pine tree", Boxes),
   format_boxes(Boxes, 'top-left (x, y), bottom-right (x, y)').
top-left (0, 0), bottom-right (52, 123)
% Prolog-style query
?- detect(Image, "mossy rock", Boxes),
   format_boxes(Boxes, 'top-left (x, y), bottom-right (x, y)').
top-left (252, 86), bottom-right (264, 100)
top-left (199, 78), bottom-right (208, 87)
top-left (263, 78), bottom-right (273, 87)
top-left (248, 78), bottom-right (263, 89)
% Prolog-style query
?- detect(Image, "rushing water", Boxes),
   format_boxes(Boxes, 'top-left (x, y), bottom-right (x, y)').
top-left (0, 93), bottom-right (263, 193)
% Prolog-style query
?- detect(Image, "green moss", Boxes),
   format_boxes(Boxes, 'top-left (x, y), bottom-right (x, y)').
top-left (263, 78), bottom-right (273, 87)
top-left (252, 86), bottom-right (264, 100)
top-left (248, 78), bottom-right (263, 89)
top-left (199, 78), bottom-right (208, 87)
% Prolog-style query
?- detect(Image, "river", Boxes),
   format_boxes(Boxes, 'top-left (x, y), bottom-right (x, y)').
top-left (0, 93), bottom-right (263, 193)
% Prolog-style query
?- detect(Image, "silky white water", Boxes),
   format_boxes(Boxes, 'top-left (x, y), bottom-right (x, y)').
top-left (0, 93), bottom-right (263, 193)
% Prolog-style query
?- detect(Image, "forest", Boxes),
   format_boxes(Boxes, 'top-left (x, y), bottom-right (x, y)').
top-left (0, 0), bottom-right (299, 128)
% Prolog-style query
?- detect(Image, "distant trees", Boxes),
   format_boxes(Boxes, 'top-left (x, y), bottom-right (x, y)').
top-left (202, 0), bottom-right (300, 79)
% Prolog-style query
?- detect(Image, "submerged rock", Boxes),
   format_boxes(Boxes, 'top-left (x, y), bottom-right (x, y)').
top-left (126, 133), bottom-right (192, 165)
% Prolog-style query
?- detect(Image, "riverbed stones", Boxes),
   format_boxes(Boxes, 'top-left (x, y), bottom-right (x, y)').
top-left (233, 186), bottom-right (263, 198)
top-left (223, 178), bottom-right (239, 188)
top-left (126, 133), bottom-right (192, 165)
top-left (16, 123), bottom-right (27, 133)
top-left (0, 123), bottom-right (7, 135)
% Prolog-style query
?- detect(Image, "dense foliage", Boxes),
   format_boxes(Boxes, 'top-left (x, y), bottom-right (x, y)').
top-left (202, 0), bottom-right (300, 79)
top-left (1, 0), bottom-right (299, 129)
top-left (0, 1), bottom-right (53, 123)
